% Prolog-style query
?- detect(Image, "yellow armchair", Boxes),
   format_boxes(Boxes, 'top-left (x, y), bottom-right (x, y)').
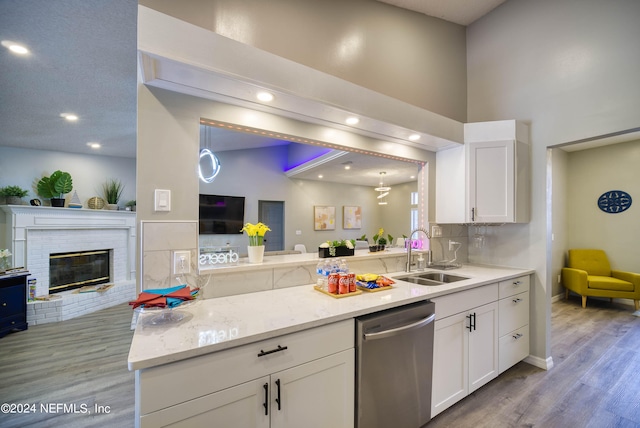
top-left (562, 249), bottom-right (640, 310)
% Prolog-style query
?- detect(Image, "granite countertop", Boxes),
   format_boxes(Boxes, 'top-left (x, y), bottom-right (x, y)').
top-left (128, 263), bottom-right (533, 371)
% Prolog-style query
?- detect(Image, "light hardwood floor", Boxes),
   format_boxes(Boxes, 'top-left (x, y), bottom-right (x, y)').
top-left (1, 297), bottom-right (639, 427)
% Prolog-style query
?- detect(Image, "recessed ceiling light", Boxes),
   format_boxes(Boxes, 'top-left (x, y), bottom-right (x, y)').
top-left (256, 91), bottom-right (274, 102)
top-left (344, 165), bottom-right (351, 170)
top-left (87, 142), bottom-right (101, 149)
top-left (318, 174), bottom-right (323, 179)
top-left (60, 113), bottom-right (78, 121)
top-left (409, 134), bottom-right (421, 141)
top-left (345, 116), bottom-right (359, 125)
top-left (1, 40), bottom-right (29, 55)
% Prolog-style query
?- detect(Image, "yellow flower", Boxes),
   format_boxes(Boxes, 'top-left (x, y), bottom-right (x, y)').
top-left (241, 222), bottom-right (270, 246)
top-left (378, 228), bottom-right (384, 236)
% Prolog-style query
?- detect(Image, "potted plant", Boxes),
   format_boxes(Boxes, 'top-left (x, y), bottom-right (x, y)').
top-left (0, 185), bottom-right (29, 205)
top-left (37, 170), bottom-right (73, 207)
top-left (125, 200), bottom-right (136, 212)
top-left (318, 239), bottom-right (355, 258)
top-left (240, 222), bottom-right (271, 263)
top-left (103, 179), bottom-right (124, 210)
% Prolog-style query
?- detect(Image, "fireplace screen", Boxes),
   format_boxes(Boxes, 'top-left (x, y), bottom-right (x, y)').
top-left (49, 250), bottom-right (110, 293)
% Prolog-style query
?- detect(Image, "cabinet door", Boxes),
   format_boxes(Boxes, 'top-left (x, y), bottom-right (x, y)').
top-left (431, 312), bottom-right (469, 417)
top-left (139, 376), bottom-right (270, 428)
top-left (468, 302), bottom-right (499, 393)
top-left (271, 349), bottom-right (354, 428)
top-left (467, 140), bottom-right (515, 223)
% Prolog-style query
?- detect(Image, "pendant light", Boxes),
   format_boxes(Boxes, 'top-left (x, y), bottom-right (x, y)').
top-left (375, 172), bottom-right (390, 205)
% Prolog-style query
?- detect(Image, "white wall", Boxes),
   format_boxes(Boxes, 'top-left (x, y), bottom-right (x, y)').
top-left (0, 146), bottom-right (136, 207)
top-left (139, 0), bottom-right (467, 121)
top-left (467, 0), bottom-right (640, 364)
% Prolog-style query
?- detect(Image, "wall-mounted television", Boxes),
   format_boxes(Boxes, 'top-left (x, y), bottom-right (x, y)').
top-left (199, 194), bottom-right (245, 234)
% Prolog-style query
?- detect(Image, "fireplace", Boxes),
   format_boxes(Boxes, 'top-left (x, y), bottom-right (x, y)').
top-left (0, 205), bottom-right (137, 324)
top-left (49, 250), bottom-right (111, 293)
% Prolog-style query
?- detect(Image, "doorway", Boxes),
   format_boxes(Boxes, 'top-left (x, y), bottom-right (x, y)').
top-left (259, 200), bottom-right (284, 252)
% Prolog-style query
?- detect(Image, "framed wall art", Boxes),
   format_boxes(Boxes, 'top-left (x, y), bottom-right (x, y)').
top-left (343, 205), bottom-right (362, 229)
top-left (314, 206), bottom-right (336, 230)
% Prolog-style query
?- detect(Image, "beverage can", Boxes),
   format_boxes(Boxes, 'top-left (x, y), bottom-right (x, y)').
top-left (338, 273), bottom-right (349, 294)
top-left (28, 278), bottom-right (37, 301)
top-left (348, 273), bottom-right (356, 293)
top-left (328, 273), bottom-right (339, 294)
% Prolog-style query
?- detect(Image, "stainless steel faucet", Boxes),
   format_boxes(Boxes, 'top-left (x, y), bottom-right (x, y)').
top-left (406, 227), bottom-right (432, 272)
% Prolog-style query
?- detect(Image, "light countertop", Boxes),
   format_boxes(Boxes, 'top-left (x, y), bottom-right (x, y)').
top-left (128, 263), bottom-right (533, 371)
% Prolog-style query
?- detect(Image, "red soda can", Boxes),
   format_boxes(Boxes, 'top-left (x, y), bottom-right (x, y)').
top-left (328, 273), bottom-right (339, 294)
top-left (338, 273), bottom-right (349, 294)
top-left (348, 273), bottom-right (356, 293)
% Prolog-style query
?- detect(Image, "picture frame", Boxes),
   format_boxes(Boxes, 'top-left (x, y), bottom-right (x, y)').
top-left (314, 206), bottom-right (336, 230)
top-left (343, 205), bottom-right (362, 229)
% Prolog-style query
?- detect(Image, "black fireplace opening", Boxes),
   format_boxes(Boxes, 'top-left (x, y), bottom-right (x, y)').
top-left (49, 250), bottom-right (111, 293)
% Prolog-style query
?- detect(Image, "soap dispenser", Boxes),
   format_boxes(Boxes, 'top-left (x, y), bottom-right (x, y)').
top-left (417, 254), bottom-right (425, 271)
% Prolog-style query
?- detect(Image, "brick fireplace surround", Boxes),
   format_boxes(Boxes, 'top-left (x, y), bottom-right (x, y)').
top-left (1, 205), bottom-right (136, 325)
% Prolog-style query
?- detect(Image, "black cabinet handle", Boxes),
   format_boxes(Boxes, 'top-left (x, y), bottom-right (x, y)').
top-left (275, 379), bottom-right (282, 411)
top-left (257, 345), bottom-right (288, 357)
top-left (512, 298), bottom-right (522, 303)
top-left (513, 280), bottom-right (522, 285)
top-left (466, 312), bottom-right (476, 332)
top-left (471, 207), bottom-right (475, 222)
top-left (512, 333), bottom-right (523, 340)
top-left (263, 383), bottom-right (268, 416)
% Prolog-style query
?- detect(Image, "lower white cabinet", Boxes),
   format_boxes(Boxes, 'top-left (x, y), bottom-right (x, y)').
top-left (431, 285), bottom-right (499, 417)
top-left (136, 320), bottom-right (354, 428)
top-left (139, 350), bottom-right (354, 428)
top-left (498, 276), bottom-right (530, 373)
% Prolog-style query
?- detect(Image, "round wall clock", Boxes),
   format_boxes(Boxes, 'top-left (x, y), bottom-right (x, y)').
top-left (597, 190), bottom-right (632, 213)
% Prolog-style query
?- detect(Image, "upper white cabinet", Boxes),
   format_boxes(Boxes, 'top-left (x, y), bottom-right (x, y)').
top-left (436, 120), bottom-right (530, 224)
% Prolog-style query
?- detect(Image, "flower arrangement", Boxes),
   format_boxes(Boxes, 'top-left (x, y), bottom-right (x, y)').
top-left (240, 222), bottom-right (271, 246)
top-left (0, 249), bottom-right (12, 272)
top-left (319, 239), bottom-right (355, 257)
top-left (373, 228), bottom-right (393, 246)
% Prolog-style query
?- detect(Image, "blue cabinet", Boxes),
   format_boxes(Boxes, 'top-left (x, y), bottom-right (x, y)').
top-left (0, 272), bottom-right (29, 338)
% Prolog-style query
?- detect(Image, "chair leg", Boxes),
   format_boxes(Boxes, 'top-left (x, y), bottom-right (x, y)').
top-left (565, 289), bottom-right (569, 299)
top-left (635, 300), bottom-right (639, 311)
top-left (582, 296), bottom-right (587, 308)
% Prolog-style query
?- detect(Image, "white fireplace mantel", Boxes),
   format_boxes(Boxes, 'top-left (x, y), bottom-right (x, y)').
top-left (1, 205), bottom-right (136, 275)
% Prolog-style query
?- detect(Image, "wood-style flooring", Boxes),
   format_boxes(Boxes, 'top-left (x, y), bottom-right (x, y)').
top-left (0, 296), bottom-right (639, 427)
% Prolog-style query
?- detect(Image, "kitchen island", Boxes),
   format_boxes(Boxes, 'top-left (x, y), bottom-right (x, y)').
top-left (129, 257), bottom-right (533, 428)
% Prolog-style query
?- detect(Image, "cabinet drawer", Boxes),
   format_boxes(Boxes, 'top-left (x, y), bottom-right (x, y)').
top-left (499, 291), bottom-right (529, 336)
top-left (499, 325), bottom-right (529, 373)
top-left (0, 285), bottom-right (26, 317)
top-left (138, 319), bottom-right (354, 415)
top-left (498, 275), bottom-right (529, 298)
top-left (432, 283), bottom-right (498, 320)
top-left (0, 313), bottom-right (26, 331)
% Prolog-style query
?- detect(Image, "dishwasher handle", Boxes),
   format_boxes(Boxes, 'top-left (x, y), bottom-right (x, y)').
top-left (363, 313), bottom-right (436, 341)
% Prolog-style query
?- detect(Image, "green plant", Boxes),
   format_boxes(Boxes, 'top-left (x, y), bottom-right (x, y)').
top-left (358, 234), bottom-right (368, 242)
top-left (377, 237), bottom-right (387, 246)
top-left (37, 170), bottom-right (73, 199)
top-left (103, 179), bottom-right (125, 205)
top-left (125, 200), bottom-right (136, 207)
top-left (0, 185), bottom-right (29, 198)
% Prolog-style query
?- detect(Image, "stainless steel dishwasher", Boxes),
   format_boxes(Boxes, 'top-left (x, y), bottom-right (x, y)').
top-left (356, 300), bottom-right (436, 428)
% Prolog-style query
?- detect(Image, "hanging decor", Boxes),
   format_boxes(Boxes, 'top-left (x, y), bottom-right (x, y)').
top-left (375, 172), bottom-right (390, 205)
top-left (597, 190), bottom-right (632, 214)
top-left (199, 148), bottom-right (221, 183)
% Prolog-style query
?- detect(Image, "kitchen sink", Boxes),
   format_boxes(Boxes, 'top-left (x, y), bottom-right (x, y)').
top-left (395, 271), bottom-right (469, 286)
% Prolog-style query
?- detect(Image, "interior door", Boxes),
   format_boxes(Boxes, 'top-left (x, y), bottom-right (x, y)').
top-left (259, 200), bottom-right (284, 252)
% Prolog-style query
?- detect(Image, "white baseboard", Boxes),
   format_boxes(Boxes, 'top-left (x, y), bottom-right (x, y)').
top-left (524, 354), bottom-right (554, 371)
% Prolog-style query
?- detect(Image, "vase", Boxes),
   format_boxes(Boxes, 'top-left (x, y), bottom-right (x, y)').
top-left (6, 196), bottom-right (22, 205)
top-left (0, 256), bottom-right (11, 272)
top-left (247, 245), bottom-right (265, 263)
top-left (106, 203), bottom-right (119, 210)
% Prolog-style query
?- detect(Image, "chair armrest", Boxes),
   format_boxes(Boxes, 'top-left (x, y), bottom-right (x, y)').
top-left (611, 270), bottom-right (640, 289)
top-left (562, 267), bottom-right (588, 293)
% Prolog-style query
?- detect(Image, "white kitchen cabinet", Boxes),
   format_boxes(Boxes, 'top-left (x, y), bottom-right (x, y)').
top-left (467, 139), bottom-right (529, 223)
top-left (136, 320), bottom-right (354, 428)
top-left (498, 275), bottom-right (530, 373)
top-left (435, 120), bottom-right (529, 224)
top-left (431, 285), bottom-right (499, 417)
